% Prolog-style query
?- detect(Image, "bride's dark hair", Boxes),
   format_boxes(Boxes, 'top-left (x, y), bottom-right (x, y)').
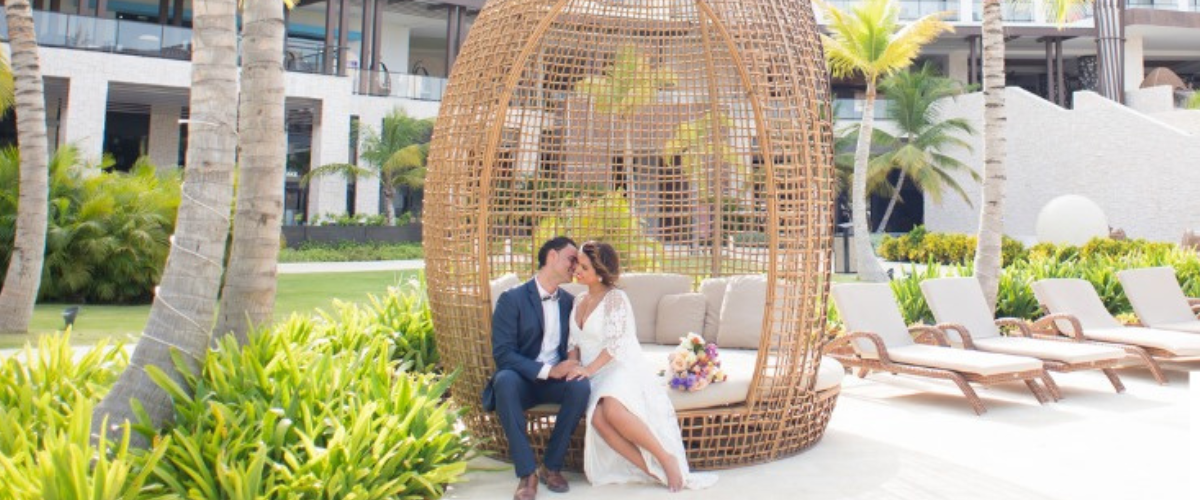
top-left (580, 241), bottom-right (619, 287)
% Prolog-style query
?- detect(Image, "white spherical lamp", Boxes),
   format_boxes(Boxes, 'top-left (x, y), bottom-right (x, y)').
top-left (1035, 195), bottom-right (1109, 245)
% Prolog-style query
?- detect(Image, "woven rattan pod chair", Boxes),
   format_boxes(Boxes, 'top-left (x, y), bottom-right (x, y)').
top-left (424, 0), bottom-right (836, 470)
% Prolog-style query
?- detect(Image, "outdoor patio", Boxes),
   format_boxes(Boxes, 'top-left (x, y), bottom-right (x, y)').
top-left (447, 363), bottom-right (1195, 500)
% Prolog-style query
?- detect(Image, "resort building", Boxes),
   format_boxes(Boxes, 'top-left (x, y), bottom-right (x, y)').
top-left (1, 0), bottom-right (1197, 235)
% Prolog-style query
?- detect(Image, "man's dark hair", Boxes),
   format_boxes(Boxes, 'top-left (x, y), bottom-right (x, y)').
top-left (537, 236), bottom-right (577, 269)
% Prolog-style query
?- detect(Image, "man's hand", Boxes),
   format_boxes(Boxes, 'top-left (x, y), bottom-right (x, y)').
top-left (548, 360), bottom-right (579, 380)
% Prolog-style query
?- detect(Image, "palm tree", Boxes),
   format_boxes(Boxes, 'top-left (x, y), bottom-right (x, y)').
top-left (871, 64), bottom-right (978, 232)
top-left (574, 46), bottom-right (677, 228)
top-left (974, 0), bottom-right (1091, 310)
top-left (215, 0), bottom-right (290, 343)
top-left (819, 0), bottom-right (952, 282)
top-left (0, 0), bottom-right (50, 334)
top-left (304, 109), bottom-right (432, 225)
top-left (93, 0), bottom-right (240, 442)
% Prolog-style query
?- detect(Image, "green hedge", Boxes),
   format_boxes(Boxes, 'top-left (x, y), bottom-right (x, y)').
top-left (878, 226), bottom-right (1026, 266)
top-left (0, 283), bottom-right (466, 500)
top-left (279, 241), bottom-right (425, 263)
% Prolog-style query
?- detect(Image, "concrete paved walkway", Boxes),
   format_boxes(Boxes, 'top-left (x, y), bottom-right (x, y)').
top-left (445, 363), bottom-right (1197, 500)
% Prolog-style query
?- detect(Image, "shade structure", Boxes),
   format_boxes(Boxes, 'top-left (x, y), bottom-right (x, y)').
top-left (424, 0), bottom-right (836, 470)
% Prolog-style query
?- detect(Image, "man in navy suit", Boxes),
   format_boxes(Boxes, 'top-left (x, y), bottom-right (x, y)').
top-left (483, 236), bottom-right (591, 500)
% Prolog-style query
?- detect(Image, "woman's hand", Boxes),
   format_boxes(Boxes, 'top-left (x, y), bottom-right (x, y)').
top-left (568, 366), bottom-right (590, 381)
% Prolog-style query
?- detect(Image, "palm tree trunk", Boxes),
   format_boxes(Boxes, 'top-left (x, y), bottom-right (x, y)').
top-left (973, 0), bottom-right (1007, 311)
top-left (92, 0), bottom-right (239, 443)
top-left (215, 0), bottom-right (286, 343)
top-left (875, 173), bottom-right (906, 234)
top-left (383, 187), bottom-right (396, 225)
top-left (0, 0), bottom-right (50, 334)
top-left (852, 79), bottom-right (889, 282)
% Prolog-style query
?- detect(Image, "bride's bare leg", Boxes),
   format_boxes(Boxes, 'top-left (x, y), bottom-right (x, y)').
top-left (601, 398), bottom-right (685, 491)
top-left (591, 399), bottom-right (651, 475)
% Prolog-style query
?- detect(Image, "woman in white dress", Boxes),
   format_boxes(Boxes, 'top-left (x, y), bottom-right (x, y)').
top-left (564, 241), bottom-right (715, 491)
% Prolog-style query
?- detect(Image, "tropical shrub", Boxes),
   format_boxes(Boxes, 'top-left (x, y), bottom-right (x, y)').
top-left (0, 147), bottom-right (180, 303)
top-left (0, 336), bottom-right (167, 499)
top-left (870, 243), bottom-right (1200, 327)
top-left (146, 309), bottom-right (468, 499)
top-left (533, 190), bottom-right (664, 271)
top-left (878, 226), bottom-right (1026, 265)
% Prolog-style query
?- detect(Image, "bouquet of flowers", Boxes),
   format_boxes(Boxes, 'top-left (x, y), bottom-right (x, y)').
top-left (666, 333), bottom-right (727, 392)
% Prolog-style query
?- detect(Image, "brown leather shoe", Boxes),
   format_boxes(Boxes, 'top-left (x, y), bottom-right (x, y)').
top-left (538, 466), bottom-right (569, 493)
top-left (514, 474), bottom-right (538, 500)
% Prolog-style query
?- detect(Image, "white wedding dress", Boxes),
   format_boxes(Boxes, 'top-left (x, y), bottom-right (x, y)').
top-left (569, 289), bottom-right (717, 489)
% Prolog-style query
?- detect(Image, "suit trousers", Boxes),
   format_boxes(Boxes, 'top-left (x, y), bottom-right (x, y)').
top-left (492, 369), bottom-right (591, 478)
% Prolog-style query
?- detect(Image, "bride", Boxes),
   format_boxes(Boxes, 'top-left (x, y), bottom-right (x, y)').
top-left (565, 241), bottom-right (716, 491)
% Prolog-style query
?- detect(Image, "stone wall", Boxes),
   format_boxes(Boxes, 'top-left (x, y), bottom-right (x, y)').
top-left (924, 88), bottom-right (1200, 243)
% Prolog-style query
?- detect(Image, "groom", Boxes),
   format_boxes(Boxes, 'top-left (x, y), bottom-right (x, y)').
top-left (483, 236), bottom-right (591, 500)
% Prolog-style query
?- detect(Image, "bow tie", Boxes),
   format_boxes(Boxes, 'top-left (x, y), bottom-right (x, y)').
top-left (541, 290), bottom-right (560, 302)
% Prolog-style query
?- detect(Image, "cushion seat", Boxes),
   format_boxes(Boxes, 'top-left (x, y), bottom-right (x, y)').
top-left (1153, 321), bottom-right (1200, 334)
top-left (972, 337), bottom-right (1125, 364)
top-left (886, 344), bottom-right (1043, 377)
top-left (1085, 327), bottom-right (1200, 356)
top-left (642, 345), bottom-right (843, 411)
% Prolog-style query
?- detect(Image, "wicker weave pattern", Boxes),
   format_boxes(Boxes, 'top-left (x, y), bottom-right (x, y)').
top-left (425, 0), bottom-right (835, 470)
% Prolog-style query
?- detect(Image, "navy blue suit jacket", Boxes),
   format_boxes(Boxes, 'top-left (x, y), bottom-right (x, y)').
top-left (482, 279), bottom-right (574, 411)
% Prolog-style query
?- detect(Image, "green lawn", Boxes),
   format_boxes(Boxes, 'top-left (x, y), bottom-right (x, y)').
top-left (0, 271), bottom-right (420, 349)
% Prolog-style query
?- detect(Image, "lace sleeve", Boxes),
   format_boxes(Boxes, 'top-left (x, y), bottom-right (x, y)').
top-left (601, 290), bottom-right (638, 359)
top-left (567, 292), bottom-right (584, 353)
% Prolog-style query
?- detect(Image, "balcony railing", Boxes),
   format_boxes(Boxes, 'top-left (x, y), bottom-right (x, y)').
top-left (0, 7), bottom-right (451, 101)
top-left (972, 1), bottom-right (1036, 22)
top-left (1127, 0), bottom-right (1200, 10)
top-left (354, 69), bottom-right (447, 101)
top-left (834, 98), bottom-right (893, 121)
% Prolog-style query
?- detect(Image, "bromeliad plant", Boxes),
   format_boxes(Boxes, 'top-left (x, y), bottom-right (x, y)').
top-left (144, 297), bottom-right (469, 500)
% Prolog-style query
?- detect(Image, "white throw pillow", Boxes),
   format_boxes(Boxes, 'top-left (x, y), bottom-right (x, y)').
top-left (717, 275), bottom-right (768, 349)
top-left (618, 273), bottom-right (692, 343)
top-left (699, 277), bottom-right (730, 343)
top-left (489, 273), bottom-right (521, 311)
top-left (655, 293), bottom-right (707, 345)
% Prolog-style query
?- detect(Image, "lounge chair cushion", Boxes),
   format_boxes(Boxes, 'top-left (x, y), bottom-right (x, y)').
top-left (655, 293), bottom-right (707, 344)
top-left (1154, 321), bottom-right (1200, 334)
top-left (489, 273), bottom-right (521, 310)
top-left (921, 277), bottom-right (1003, 341)
top-left (700, 277), bottom-right (730, 342)
top-left (620, 273), bottom-right (692, 343)
top-left (717, 275), bottom-right (768, 349)
top-left (1118, 267), bottom-right (1198, 327)
top-left (1084, 327), bottom-right (1200, 356)
top-left (1032, 279), bottom-right (1124, 331)
top-left (643, 345), bottom-right (844, 411)
top-left (831, 283), bottom-right (916, 357)
top-left (972, 337), bottom-right (1125, 364)
top-left (886, 344), bottom-right (1044, 377)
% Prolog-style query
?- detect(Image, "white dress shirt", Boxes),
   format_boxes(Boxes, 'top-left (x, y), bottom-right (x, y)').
top-left (534, 277), bottom-right (561, 380)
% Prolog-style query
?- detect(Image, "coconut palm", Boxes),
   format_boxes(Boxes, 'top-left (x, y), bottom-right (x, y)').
top-left (574, 45), bottom-right (676, 228)
top-left (303, 109), bottom-right (432, 225)
top-left (0, 0), bottom-right (50, 334)
top-left (215, 0), bottom-right (290, 343)
top-left (818, 0), bottom-right (952, 282)
top-left (871, 64), bottom-right (978, 232)
top-left (93, 0), bottom-right (240, 441)
top-left (974, 0), bottom-right (1091, 310)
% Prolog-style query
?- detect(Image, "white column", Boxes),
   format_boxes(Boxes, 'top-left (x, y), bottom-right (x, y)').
top-left (948, 50), bottom-right (970, 84)
top-left (1124, 33), bottom-right (1145, 94)
top-left (307, 96), bottom-right (351, 222)
top-left (353, 105), bottom-right (386, 216)
top-left (960, 0), bottom-right (974, 22)
top-left (148, 105), bottom-right (182, 168)
top-left (62, 75), bottom-right (108, 165)
top-left (1033, 0), bottom-right (1047, 23)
